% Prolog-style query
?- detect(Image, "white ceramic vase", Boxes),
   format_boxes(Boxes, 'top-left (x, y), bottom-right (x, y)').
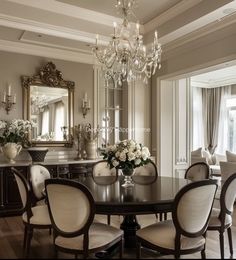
top-left (86, 140), bottom-right (97, 159)
top-left (0, 142), bottom-right (22, 164)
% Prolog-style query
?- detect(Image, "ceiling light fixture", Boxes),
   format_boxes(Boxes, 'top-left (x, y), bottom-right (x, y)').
top-left (92, 0), bottom-right (162, 85)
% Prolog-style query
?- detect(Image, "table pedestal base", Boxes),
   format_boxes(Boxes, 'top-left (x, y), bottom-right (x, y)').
top-left (120, 215), bottom-right (141, 248)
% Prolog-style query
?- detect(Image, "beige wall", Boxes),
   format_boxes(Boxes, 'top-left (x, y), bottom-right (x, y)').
top-left (0, 51), bottom-right (94, 125)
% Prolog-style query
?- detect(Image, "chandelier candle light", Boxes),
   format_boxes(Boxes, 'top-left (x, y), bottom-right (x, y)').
top-left (93, 0), bottom-right (162, 85)
top-left (2, 84), bottom-right (16, 114)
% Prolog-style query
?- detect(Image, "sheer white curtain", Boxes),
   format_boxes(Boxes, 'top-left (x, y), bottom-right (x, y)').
top-left (215, 85), bottom-right (231, 154)
top-left (41, 107), bottom-right (49, 135)
top-left (54, 101), bottom-right (65, 141)
top-left (192, 87), bottom-right (204, 150)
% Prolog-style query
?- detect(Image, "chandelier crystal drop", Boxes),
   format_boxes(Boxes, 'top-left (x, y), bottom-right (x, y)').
top-left (92, 0), bottom-right (162, 85)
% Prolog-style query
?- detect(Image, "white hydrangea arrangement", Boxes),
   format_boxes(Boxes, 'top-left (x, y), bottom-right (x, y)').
top-left (0, 119), bottom-right (35, 147)
top-left (102, 139), bottom-right (151, 171)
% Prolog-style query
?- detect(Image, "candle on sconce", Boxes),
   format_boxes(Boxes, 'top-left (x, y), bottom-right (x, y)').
top-left (7, 84), bottom-right (11, 96)
top-left (96, 34), bottom-right (99, 45)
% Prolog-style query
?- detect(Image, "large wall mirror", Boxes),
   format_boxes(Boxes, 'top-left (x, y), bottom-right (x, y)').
top-left (22, 62), bottom-right (74, 147)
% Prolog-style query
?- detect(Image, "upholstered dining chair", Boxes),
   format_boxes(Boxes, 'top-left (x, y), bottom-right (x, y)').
top-left (29, 164), bottom-right (51, 206)
top-left (92, 160), bottom-right (118, 225)
top-left (133, 161), bottom-right (164, 220)
top-left (11, 167), bottom-right (51, 258)
top-left (136, 179), bottom-right (218, 259)
top-left (45, 178), bottom-right (123, 259)
top-left (207, 172), bottom-right (236, 259)
top-left (185, 162), bottom-right (210, 181)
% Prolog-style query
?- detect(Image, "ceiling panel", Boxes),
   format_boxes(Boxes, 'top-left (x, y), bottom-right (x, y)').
top-left (57, 0), bottom-right (182, 24)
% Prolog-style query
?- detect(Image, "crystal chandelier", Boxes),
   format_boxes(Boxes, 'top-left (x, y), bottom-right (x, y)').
top-left (92, 0), bottom-right (162, 85)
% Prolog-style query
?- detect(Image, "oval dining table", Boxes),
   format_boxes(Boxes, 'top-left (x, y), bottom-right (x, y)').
top-left (77, 175), bottom-right (191, 248)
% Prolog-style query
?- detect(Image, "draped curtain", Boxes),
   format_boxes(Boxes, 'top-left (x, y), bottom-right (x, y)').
top-left (192, 87), bottom-right (204, 150)
top-left (215, 85), bottom-right (232, 154)
top-left (41, 106), bottom-right (49, 136)
top-left (202, 88), bottom-right (222, 154)
top-left (54, 101), bottom-right (65, 141)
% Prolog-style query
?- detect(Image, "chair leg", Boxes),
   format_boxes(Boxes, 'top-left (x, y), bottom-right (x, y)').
top-left (164, 212), bottom-right (167, 220)
top-left (49, 228), bottom-right (52, 235)
top-left (24, 227), bottom-right (33, 258)
top-left (159, 213), bottom-right (163, 221)
top-left (136, 241), bottom-right (141, 259)
top-left (219, 232), bottom-right (225, 259)
top-left (227, 227), bottom-right (233, 256)
top-left (107, 215), bottom-right (111, 225)
top-left (119, 239), bottom-right (123, 259)
top-left (201, 249), bottom-right (206, 259)
top-left (23, 225), bottom-right (27, 249)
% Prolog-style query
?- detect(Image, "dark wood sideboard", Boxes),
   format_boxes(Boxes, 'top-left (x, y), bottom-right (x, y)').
top-left (0, 160), bottom-right (98, 217)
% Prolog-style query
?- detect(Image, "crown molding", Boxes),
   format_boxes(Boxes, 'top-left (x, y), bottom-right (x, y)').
top-left (144, 0), bottom-right (202, 33)
top-left (0, 14), bottom-right (110, 45)
top-left (162, 12), bottom-right (236, 59)
top-left (0, 39), bottom-right (94, 64)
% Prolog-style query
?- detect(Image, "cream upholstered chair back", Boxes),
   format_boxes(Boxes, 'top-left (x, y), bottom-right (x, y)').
top-left (173, 180), bottom-right (217, 236)
top-left (185, 162), bottom-right (210, 181)
top-left (30, 165), bottom-right (51, 200)
top-left (133, 161), bottom-right (158, 176)
top-left (93, 160), bottom-right (117, 176)
top-left (12, 167), bottom-right (30, 210)
top-left (220, 161), bottom-right (236, 182)
top-left (45, 179), bottom-right (95, 235)
top-left (220, 173), bottom-right (236, 217)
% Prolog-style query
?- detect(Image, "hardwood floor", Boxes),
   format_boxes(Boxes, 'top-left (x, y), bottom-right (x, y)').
top-left (0, 208), bottom-right (236, 259)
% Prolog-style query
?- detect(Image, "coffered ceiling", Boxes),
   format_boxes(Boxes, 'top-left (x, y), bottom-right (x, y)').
top-left (0, 0), bottom-right (235, 64)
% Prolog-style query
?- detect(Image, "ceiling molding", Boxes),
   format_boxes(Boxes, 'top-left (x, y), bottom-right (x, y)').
top-left (144, 0), bottom-right (202, 33)
top-left (191, 77), bottom-right (236, 88)
top-left (6, 0), bottom-right (122, 27)
top-left (19, 31), bottom-right (92, 55)
top-left (0, 39), bottom-right (94, 64)
top-left (162, 12), bottom-right (236, 58)
top-left (0, 13), bottom-right (110, 45)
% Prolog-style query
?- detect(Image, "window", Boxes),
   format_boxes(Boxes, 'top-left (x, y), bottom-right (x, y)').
top-left (98, 77), bottom-right (127, 147)
top-left (226, 97), bottom-right (236, 152)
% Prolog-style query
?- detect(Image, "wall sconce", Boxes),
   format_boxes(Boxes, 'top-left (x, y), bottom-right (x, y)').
top-left (82, 92), bottom-right (91, 118)
top-left (1, 84), bottom-right (16, 114)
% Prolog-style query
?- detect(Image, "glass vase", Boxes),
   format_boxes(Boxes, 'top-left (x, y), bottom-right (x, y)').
top-left (122, 168), bottom-right (134, 188)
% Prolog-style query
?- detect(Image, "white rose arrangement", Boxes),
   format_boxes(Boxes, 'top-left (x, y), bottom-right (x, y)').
top-left (0, 119), bottom-right (35, 147)
top-left (102, 139), bottom-right (151, 171)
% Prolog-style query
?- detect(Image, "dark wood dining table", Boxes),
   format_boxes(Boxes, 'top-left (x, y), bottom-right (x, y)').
top-left (77, 175), bottom-right (191, 248)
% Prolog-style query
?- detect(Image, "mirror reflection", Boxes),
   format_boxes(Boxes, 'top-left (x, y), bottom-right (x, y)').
top-left (30, 85), bottom-right (69, 142)
top-left (22, 62), bottom-right (74, 147)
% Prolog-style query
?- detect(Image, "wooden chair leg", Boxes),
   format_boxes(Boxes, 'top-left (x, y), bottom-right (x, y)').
top-left (219, 232), bottom-right (225, 259)
top-left (23, 225), bottom-right (27, 250)
top-left (24, 227), bottom-right (33, 258)
top-left (107, 215), bottom-right (111, 225)
top-left (164, 212), bottom-right (167, 220)
top-left (159, 213), bottom-right (163, 221)
top-left (227, 227), bottom-right (233, 255)
top-left (136, 241), bottom-right (141, 259)
top-left (201, 249), bottom-right (206, 259)
top-left (119, 239), bottom-right (123, 259)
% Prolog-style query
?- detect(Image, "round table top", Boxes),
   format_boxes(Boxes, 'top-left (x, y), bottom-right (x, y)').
top-left (78, 175), bottom-right (191, 215)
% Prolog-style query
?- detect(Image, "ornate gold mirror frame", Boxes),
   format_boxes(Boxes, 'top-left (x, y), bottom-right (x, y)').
top-left (22, 62), bottom-right (75, 147)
